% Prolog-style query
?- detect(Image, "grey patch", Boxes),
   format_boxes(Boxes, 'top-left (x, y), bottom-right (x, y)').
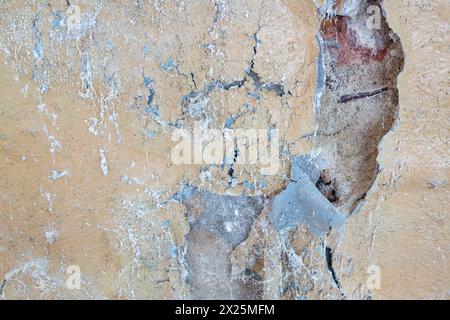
top-left (224, 115), bottom-right (236, 128)
top-left (160, 57), bottom-right (177, 71)
top-left (145, 130), bottom-right (156, 139)
top-left (427, 178), bottom-right (448, 189)
top-left (315, 35), bottom-right (325, 111)
top-left (269, 156), bottom-right (344, 236)
top-left (245, 69), bottom-right (286, 97)
top-left (143, 75), bottom-right (156, 106)
top-left (291, 155), bottom-right (320, 184)
top-left (179, 186), bottom-right (265, 299)
top-left (181, 187), bottom-right (265, 247)
top-left (31, 14), bottom-right (51, 93)
top-left (173, 184), bottom-right (195, 202)
top-left (51, 10), bottom-right (64, 28)
top-left (80, 51), bottom-right (93, 90)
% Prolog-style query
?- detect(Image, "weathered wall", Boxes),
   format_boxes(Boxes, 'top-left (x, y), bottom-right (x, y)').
top-left (0, 0), bottom-right (448, 300)
top-left (0, 0), bottom-right (318, 299)
top-left (337, 0), bottom-right (450, 299)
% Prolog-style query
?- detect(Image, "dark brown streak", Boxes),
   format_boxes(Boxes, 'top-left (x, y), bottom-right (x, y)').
top-left (339, 87), bottom-right (388, 103)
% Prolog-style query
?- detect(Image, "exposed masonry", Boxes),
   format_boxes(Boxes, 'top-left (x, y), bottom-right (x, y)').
top-left (179, 0), bottom-right (404, 300)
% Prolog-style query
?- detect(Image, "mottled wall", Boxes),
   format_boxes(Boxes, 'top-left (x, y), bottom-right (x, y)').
top-left (0, 0), bottom-right (448, 300)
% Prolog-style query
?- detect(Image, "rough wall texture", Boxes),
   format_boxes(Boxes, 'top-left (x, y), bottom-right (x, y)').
top-left (0, 0), bottom-right (448, 300)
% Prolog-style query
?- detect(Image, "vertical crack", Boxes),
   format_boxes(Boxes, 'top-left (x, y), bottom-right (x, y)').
top-left (325, 247), bottom-right (339, 287)
top-left (250, 21), bottom-right (261, 70)
top-left (325, 246), bottom-right (346, 299)
top-left (0, 278), bottom-right (7, 296)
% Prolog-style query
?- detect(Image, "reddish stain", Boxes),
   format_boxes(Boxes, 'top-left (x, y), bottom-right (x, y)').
top-left (320, 16), bottom-right (390, 66)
